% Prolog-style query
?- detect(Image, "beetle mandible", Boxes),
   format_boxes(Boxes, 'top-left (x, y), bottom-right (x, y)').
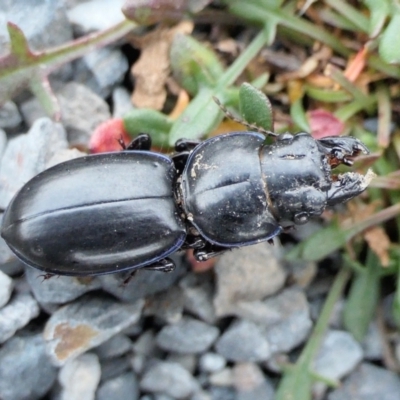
top-left (1, 115), bottom-right (372, 276)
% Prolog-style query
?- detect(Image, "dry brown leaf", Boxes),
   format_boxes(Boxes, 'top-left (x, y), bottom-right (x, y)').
top-left (130, 21), bottom-right (193, 110)
top-left (168, 89), bottom-right (190, 119)
top-left (364, 226), bottom-right (391, 267)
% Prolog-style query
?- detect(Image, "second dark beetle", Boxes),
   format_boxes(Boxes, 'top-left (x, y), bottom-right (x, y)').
top-left (1, 130), bottom-right (371, 276)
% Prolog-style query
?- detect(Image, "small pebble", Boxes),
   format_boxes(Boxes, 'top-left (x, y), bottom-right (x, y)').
top-left (67, 0), bottom-right (125, 33)
top-left (94, 333), bottom-right (132, 360)
top-left (144, 286), bottom-right (185, 324)
top-left (112, 86), bottom-right (134, 118)
top-left (328, 362), bottom-right (400, 400)
top-left (156, 317), bottom-right (219, 354)
top-left (74, 47), bottom-right (129, 98)
top-left (0, 332), bottom-right (57, 400)
top-left (0, 118), bottom-right (68, 209)
top-left (180, 273), bottom-right (216, 324)
top-left (140, 361), bottom-right (198, 399)
top-left (0, 101), bottom-right (22, 130)
top-left (59, 353), bottom-right (101, 400)
top-left (56, 82), bottom-right (111, 146)
top-left (0, 269), bottom-right (13, 308)
top-left (215, 319), bottom-right (271, 362)
top-left (100, 355), bottom-right (132, 382)
top-left (214, 243), bottom-right (286, 317)
top-left (44, 294), bottom-right (143, 365)
top-left (235, 287), bottom-right (312, 354)
top-left (362, 321), bottom-right (384, 360)
top-left (167, 353), bottom-right (197, 373)
top-left (233, 363), bottom-right (275, 400)
top-left (100, 255), bottom-right (186, 302)
top-left (0, 293), bottom-right (40, 343)
top-left (26, 266), bottom-right (101, 305)
top-left (97, 371), bottom-right (139, 400)
top-left (199, 352), bottom-right (227, 373)
top-left (313, 330), bottom-right (363, 397)
top-left (209, 367), bottom-right (234, 386)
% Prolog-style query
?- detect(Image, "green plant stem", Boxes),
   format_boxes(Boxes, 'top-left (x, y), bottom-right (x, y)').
top-left (40, 20), bottom-right (136, 70)
top-left (324, 0), bottom-right (369, 33)
top-left (277, 267), bottom-right (351, 400)
top-left (218, 27), bottom-right (272, 88)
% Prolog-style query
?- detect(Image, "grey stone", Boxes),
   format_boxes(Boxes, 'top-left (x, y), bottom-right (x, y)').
top-left (57, 82), bottom-right (111, 146)
top-left (180, 273), bottom-right (216, 324)
top-left (144, 286), bottom-right (185, 324)
top-left (235, 287), bottom-right (312, 354)
top-left (112, 87), bottom-right (134, 118)
top-left (133, 330), bottom-right (159, 357)
top-left (67, 0), bottom-right (126, 34)
top-left (209, 386), bottom-right (236, 400)
top-left (0, 0), bottom-right (73, 79)
top-left (46, 147), bottom-right (86, 168)
top-left (0, 292), bottom-right (40, 343)
top-left (328, 362), bottom-right (400, 400)
top-left (156, 317), bottom-right (219, 354)
top-left (100, 355), bottom-right (132, 382)
top-left (59, 353), bottom-right (101, 400)
top-left (215, 319), bottom-right (271, 362)
top-left (26, 266), bottom-right (102, 305)
top-left (100, 256), bottom-right (186, 302)
top-left (191, 390), bottom-right (212, 400)
top-left (362, 322), bottom-right (383, 360)
top-left (94, 333), bottom-right (132, 360)
top-left (0, 102), bottom-right (22, 130)
top-left (214, 243), bottom-right (286, 317)
top-left (0, 269), bottom-right (13, 308)
top-left (0, 128), bottom-right (6, 157)
top-left (97, 372), bottom-right (139, 400)
top-left (199, 352), bottom-right (226, 373)
top-left (0, 118), bottom-right (68, 209)
top-left (74, 47), bottom-right (129, 98)
top-left (0, 332), bottom-right (57, 400)
top-left (233, 363), bottom-right (275, 400)
top-left (313, 330), bottom-right (363, 398)
top-left (44, 293), bottom-right (143, 365)
top-left (140, 361), bottom-right (198, 399)
top-left (167, 353), bottom-right (197, 374)
top-left (209, 368), bottom-right (233, 386)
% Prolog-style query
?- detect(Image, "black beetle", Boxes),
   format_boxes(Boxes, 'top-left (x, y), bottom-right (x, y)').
top-left (1, 128), bottom-right (372, 276)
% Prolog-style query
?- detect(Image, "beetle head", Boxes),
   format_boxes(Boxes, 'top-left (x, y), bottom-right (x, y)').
top-left (261, 133), bottom-right (373, 226)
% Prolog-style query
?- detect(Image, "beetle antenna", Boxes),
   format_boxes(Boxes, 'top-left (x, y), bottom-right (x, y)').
top-left (212, 96), bottom-right (277, 138)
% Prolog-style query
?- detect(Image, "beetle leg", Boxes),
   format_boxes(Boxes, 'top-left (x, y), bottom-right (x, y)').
top-left (120, 258), bottom-right (176, 286)
top-left (172, 139), bottom-right (202, 173)
top-left (174, 139), bottom-right (201, 152)
top-left (142, 258), bottom-right (176, 273)
top-left (122, 133), bottom-right (152, 151)
top-left (194, 243), bottom-right (229, 261)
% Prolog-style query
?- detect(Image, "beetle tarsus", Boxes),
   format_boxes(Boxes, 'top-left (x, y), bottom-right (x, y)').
top-left (142, 258), bottom-right (176, 273)
top-left (194, 244), bottom-right (229, 261)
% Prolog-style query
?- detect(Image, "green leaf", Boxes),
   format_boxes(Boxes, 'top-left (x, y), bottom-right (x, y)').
top-left (276, 365), bottom-right (313, 400)
top-left (239, 83), bottom-right (273, 131)
top-left (168, 87), bottom-right (225, 145)
top-left (343, 251), bottom-right (380, 341)
top-left (363, 0), bottom-right (390, 37)
top-left (379, 13), bottom-right (400, 64)
top-left (123, 108), bottom-right (173, 148)
top-left (170, 34), bottom-right (225, 95)
top-left (290, 98), bottom-right (310, 132)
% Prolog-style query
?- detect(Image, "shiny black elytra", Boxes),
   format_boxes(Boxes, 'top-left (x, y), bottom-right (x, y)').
top-left (1, 130), bottom-right (370, 276)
